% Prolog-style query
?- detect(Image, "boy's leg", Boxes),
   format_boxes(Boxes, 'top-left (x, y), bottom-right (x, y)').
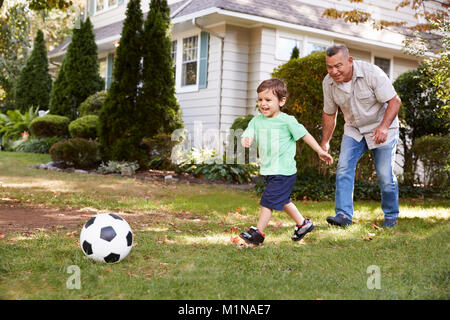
top-left (256, 206), bottom-right (273, 233)
top-left (283, 202), bottom-right (304, 226)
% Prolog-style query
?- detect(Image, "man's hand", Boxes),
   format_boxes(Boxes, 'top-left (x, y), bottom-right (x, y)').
top-left (241, 137), bottom-right (253, 148)
top-left (371, 125), bottom-right (388, 144)
top-left (320, 141), bottom-right (330, 153)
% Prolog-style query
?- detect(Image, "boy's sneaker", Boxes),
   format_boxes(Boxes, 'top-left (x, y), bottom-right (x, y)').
top-left (291, 218), bottom-right (315, 241)
top-left (239, 226), bottom-right (265, 245)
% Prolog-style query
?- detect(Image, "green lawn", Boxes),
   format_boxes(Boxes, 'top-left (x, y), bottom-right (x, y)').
top-left (0, 151), bottom-right (448, 299)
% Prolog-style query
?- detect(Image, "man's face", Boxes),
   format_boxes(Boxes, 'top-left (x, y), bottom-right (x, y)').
top-left (325, 51), bottom-right (353, 83)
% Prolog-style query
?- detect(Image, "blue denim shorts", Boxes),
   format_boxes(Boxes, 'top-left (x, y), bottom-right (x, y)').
top-left (260, 174), bottom-right (297, 211)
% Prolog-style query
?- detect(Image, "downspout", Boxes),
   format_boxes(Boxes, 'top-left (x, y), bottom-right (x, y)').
top-left (192, 18), bottom-right (225, 137)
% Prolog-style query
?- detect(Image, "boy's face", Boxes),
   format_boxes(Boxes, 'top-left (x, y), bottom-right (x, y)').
top-left (257, 89), bottom-right (286, 118)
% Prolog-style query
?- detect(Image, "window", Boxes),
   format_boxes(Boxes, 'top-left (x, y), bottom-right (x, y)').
top-left (182, 36), bottom-right (198, 86)
top-left (171, 40), bottom-right (177, 79)
top-left (374, 57), bottom-right (391, 77)
top-left (95, 0), bottom-right (118, 13)
top-left (306, 43), bottom-right (326, 55)
top-left (277, 37), bottom-right (301, 61)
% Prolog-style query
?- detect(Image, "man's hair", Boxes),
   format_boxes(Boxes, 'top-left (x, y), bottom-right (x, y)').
top-left (257, 78), bottom-right (288, 102)
top-left (326, 44), bottom-right (349, 58)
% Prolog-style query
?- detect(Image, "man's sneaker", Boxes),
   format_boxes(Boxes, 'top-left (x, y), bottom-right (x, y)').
top-left (239, 226), bottom-right (265, 245)
top-left (326, 214), bottom-right (352, 227)
top-left (291, 218), bottom-right (315, 241)
top-left (382, 218), bottom-right (397, 228)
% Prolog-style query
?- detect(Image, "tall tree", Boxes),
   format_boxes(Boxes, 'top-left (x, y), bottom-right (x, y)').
top-left (14, 29), bottom-right (52, 112)
top-left (49, 17), bottom-right (103, 120)
top-left (140, 0), bottom-right (183, 138)
top-left (0, 3), bottom-right (30, 111)
top-left (98, 0), bottom-right (145, 162)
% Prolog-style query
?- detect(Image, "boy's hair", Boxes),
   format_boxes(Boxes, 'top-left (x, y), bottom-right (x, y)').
top-left (257, 78), bottom-right (288, 103)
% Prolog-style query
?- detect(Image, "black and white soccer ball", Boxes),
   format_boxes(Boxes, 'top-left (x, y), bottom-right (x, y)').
top-left (80, 213), bottom-right (133, 263)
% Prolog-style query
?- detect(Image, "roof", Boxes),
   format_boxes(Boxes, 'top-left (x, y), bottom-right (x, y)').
top-left (48, 0), bottom-right (392, 57)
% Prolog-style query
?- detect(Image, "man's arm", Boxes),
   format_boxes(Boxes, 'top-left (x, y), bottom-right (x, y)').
top-left (371, 95), bottom-right (402, 144)
top-left (321, 111), bottom-right (338, 152)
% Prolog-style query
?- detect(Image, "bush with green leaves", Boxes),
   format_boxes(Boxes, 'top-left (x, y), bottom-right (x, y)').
top-left (273, 51), bottom-right (375, 179)
top-left (141, 133), bottom-right (179, 170)
top-left (412, 134), bottom-right (449, 190)
top-left (78, 91), bottom-right (107, 117)
top-left (29, 114), bottom-right (70, 138)
top-left (254, 168), bottom-right (447, 201)
top-left (0, 107), bottom-right (39, 150)
top-left (49, 138), bottom-right (99, 169)
top-left (176, 148), bottom-right (259, 184)
top-left (14, 136), bottom-right (62, 154)
top-left (97, 160), bottom-right (140, 175)
top-left (68, 115), bottom-right (99, 139)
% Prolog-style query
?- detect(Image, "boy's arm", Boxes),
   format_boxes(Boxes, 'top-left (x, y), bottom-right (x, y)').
top-left (241, 117), bottom-right (256, 148)
top-left (302, 133), bottom-right (333, 165)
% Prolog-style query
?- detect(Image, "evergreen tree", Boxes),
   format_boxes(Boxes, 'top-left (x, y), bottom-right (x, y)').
top-left (98, 0), bottom-right (145, 162)
top-left (140, 0), bottom-right (183, 138)
top-left (14, 29), bottom-right (52, 112)
top-left (49, 18), bottom-right (103, 120)
top-left (290, 46), bottom-right (300, 59)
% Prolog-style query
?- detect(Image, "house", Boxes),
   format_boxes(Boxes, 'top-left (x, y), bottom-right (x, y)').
top-left (49, 0), bottom-right (422, 149)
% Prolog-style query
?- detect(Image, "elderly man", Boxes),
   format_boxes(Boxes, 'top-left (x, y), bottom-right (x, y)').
top-left (321, 44), bottom-right (402, 228)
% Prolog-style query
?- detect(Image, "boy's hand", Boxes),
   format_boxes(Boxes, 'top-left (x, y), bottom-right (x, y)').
top-left (318, 150), bottom-right (333, 165)
top-left (241, 137), bottom-right (253, 148)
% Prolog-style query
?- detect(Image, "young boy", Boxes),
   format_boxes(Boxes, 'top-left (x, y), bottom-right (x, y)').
top-left (240, 78), bottom-right (333, 245)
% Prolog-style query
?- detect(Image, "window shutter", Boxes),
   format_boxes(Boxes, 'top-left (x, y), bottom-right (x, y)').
top-left (89, 0), bottom-right (96, 16)
top-left (118, 0), bottom-right (124, 5)
top-left (198, 31), bottom-right (209, 89)
top-left (106, 53), bottom-right (114, 90)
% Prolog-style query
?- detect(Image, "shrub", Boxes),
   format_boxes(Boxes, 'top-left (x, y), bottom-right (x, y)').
top-left (141, 133), bottom-right (179, 170)
top-left (272, 52), bottom-right (347, 176)
top-left (0, 107), bottom-right (39, 149)
top-left (14, 136), bottom-right (62, 154)
top-left (412, 134), bottom-right (449, 189)
top-left (78, 91), bottom-right (107, 116)
top-left (176, 148), bottom-right (259, 184)
top-left (29, 114), bottom-right (70, 138)
top-left (68, 115), bottom-right (99, 139)
top-left (49, 138), bottom-right (99, 169)
top-left (97, 160), bottom-right (140, 175)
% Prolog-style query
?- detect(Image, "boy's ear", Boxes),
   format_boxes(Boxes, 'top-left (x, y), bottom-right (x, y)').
top-left (280, 97), bottom-right (287, 107)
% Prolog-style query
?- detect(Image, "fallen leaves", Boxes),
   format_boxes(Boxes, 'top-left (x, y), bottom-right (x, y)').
top-left (370, 224), bottom-right (381, 230)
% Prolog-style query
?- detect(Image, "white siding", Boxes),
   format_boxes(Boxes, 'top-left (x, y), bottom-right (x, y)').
top-left (393, 57), bottom-right (419, 79)
top-left (219, 25), bottom-right (251, 132)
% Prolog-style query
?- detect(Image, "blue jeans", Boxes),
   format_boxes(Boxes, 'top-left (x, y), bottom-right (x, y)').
top-left (335, 135), bottom-right (399, 221)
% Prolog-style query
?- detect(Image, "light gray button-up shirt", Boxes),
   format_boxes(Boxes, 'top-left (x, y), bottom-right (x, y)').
top-left (323, 60), bottom-right (399, 149)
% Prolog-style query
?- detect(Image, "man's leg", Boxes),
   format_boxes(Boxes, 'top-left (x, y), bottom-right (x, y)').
top-left (372, 138), bottom-right (399, 223)
top-left (334, 135), bottom-right (368, 221)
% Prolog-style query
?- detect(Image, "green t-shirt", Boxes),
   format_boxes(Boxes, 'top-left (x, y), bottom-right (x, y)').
top-left (242, 112), bottom-right (308, 175)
